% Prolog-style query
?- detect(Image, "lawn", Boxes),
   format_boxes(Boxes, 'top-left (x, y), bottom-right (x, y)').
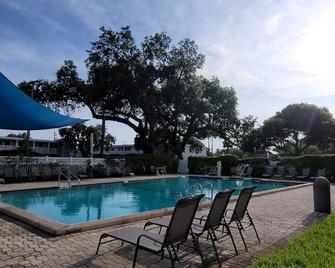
top-left (251, 213), bottom-right (335, 268)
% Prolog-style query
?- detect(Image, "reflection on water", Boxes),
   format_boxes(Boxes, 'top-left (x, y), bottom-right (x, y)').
top-left (0, 177), bottom-right (294, 224)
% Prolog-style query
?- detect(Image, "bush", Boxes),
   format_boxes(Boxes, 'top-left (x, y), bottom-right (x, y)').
top-left (280, 154), bottom-right (335, 181)
top-left (126, 154), bottom-right (178, 175)
top-left (92, 163), bottom-right (107, 177)
top-left (188, 155), bottom-right (240, 175)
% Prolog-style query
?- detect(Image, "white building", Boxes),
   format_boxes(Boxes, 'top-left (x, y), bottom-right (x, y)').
top-left (93, 144), bottom-right (143, 156)
top-left (0, 136), bottom-right (60, 155)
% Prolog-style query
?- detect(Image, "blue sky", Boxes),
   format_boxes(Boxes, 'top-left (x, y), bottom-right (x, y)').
top-left (1, 0), bottom-right (335, 149)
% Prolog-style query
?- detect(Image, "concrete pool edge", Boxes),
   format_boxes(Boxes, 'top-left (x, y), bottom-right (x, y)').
top-left (0, 178), bottom-right (312, 236)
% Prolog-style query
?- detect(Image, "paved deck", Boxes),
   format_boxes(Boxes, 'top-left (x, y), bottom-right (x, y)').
top-left (0, 181), bottom-right (333, 267)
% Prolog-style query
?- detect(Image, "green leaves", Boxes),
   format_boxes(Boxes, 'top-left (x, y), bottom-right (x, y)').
top-left (262, 103), bottom-right (335, 155)
top-left (58, 124), bottom-right (115, 157)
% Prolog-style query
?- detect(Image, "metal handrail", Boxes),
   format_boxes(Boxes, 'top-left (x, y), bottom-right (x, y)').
top-left (68, 170), bottom-right (81, 186)
top-left (58, 170), bottom-right (81, 188)
top-left (202, 181), bottom-right (214, 202)
top-left (239, 164), bottom-right (249, 177)
top-left (58, 171), bottom-right (71, 188)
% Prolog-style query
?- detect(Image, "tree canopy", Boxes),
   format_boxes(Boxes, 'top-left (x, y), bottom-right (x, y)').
top-left (59, 124), bottom-right (115, 157)
top-left (261, 103), bottom-right (335, 155)
top-left (19, 26), bottom-right (239, 158)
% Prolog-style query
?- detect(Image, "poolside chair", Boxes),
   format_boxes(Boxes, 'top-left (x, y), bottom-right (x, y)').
top-left (262, 166), bottom-right (273, 178)
top-left (273, 166), bottom-right (285, 179)
top-left (284, 167), bottom-right (296, 180)
top-left (96, 194), bottom-right (205, 268)
top-left (208, 166), bottom-right (218, 176)
top-left (144, 189), bottom-right (237, 266)
top-left (224, 186), bottom-right (260, 251)
top-left (297, 168), bottom-right (310, 180)
top-left (310, 168), bottom-right (326, 180)
top-left (317, 168), bottom-right (326, 177)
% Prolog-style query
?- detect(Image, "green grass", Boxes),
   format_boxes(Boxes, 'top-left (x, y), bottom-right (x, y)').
top-left (251, 214), bottom-right (335, 268)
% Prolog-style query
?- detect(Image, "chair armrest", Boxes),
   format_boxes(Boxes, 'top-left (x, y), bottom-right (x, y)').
top-left (136, 234), bottom-right (163, 247)
top-left (224, 209), bottom-right (234, 217)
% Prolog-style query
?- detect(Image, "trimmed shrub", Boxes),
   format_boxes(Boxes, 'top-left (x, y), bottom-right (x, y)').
top-left (188, 155), bottom-right (240, 175)
top-left (280, 154), bottom-right (335, 181)
top-left (126, 154), bottom-right (178, 175)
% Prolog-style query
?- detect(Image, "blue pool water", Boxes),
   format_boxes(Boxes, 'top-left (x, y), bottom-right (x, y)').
top-left (0, 176), bottom-right (296, 224)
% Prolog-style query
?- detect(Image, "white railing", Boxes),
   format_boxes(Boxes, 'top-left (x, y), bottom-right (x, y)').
top-left (0, 156), bottom-right (106, 166)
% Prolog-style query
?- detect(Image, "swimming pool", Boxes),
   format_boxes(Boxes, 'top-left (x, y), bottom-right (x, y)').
top-left (0, 176), bottom-right (297, 225)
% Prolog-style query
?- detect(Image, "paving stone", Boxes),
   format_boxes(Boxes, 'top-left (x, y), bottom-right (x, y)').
top-left (0, 183), bottom-right (334, 267)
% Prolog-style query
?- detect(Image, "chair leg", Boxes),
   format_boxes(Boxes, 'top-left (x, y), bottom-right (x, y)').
top-left (251, 222), bottom-right (261, 243)
top-left (247, 211), bottom-right (261, 243)
top-left (236, 221), bottom-right (248, 251)
top-left (96, 235), bottom-right (104, 255)
top-left (226, 223), bottom-right (238, 255)
top-left (166, 246), bottom-right (176, 268)
top-left (132, 245), bottom-right (139, 268)
top-left (171, 245), bottom-right (180, 263)
top-left (192, 234), bottom-right (205, 266)
top-left (209, 230), bottom-right (221, 267)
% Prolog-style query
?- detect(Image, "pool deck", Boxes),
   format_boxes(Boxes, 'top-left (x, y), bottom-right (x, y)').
top-left (0, 176), bottom-right (332, 267)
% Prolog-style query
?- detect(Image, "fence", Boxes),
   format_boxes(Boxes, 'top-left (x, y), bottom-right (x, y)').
top-left (0, 156), bottom-right (106, 166)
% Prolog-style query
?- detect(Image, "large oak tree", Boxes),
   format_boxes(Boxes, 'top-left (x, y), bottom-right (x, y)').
top-left (19, 26), bottom-right (238, 158)
top-left (261, 103), bottom-right (335, 155)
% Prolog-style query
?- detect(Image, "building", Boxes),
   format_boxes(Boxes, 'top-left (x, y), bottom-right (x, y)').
top-left (0, 136), bottom-right (60, 156)
top-left (0, 136), bottom-right (143, 157)
top-left (93, 144), bottom-right (143, 157)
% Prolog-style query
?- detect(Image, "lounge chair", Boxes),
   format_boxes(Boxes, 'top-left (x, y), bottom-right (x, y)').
top-left (96, 194), bottom-right (204, 268)
top-left (144, 189), bottom-right (237, 266)
top-left (284, 167), bottom-right (296, 179)
top-left (262, 166), bottom-right (273, 178)
top-left (317, 168), bottom-right (326, 177)
top-left (225, 186), bottom-right (260, 251)
top-left (273, 166), bottom-right (285, 179)
top-left (297, 168), bottom-right (310, 180)
top-left (208, 166), bottom-right (218, 176)
top-left (310, 168), bottom-right (326, 180)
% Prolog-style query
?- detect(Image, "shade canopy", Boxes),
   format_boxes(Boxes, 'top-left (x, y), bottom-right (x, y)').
top-left (0, 72), bottom-right (87, 130)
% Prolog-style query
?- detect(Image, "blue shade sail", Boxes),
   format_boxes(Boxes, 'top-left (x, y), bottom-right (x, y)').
top-left (0, 72), bottom-right (87, 130)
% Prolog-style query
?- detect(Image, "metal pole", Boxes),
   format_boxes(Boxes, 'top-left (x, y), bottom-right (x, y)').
top-left (90, 132), bottom-right (94, 164)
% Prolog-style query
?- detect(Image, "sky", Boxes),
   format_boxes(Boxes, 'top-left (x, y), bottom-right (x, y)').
top-left (1, 0), bottom-right (335, 149)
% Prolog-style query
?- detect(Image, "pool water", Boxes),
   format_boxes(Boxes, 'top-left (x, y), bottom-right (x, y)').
top-left (0, 176), bottom-right (295, 224)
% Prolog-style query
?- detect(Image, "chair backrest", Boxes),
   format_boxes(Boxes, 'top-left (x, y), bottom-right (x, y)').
top-left (247, 166), bottom-right (253, 176)
top-left (288, 167), bottom-right (296, 176)
top-left (302, 168), bottom-right (310, 176)
top-left (164, 194), bottom-right (204, 246)
top-left (266, 166), bottom-right (273, 175)
top-left (204, 189), bottom-right (235, 230)
top-left (277, 166), bottom-right (285, 175)
top-left (230, 186), bottom-right (257, 222)
top-left (317, 168), bottom-right (326, 177)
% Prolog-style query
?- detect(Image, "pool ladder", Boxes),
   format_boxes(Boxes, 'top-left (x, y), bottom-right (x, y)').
top-left (58, 170), bottom-right (80, 188)
top-left (183, 182), bottom-right (214, 208)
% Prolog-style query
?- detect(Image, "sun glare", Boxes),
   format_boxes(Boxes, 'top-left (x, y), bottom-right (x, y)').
top-left (293, 4), bottom-right (335, 84)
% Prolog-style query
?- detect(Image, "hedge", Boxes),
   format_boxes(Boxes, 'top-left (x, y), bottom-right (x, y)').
top-left (126, 154), bottom-right (178, 175)
top-left (280, 154), bottom-right (335, 180)
top-left (188, 155), bottom-right (240, 175)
